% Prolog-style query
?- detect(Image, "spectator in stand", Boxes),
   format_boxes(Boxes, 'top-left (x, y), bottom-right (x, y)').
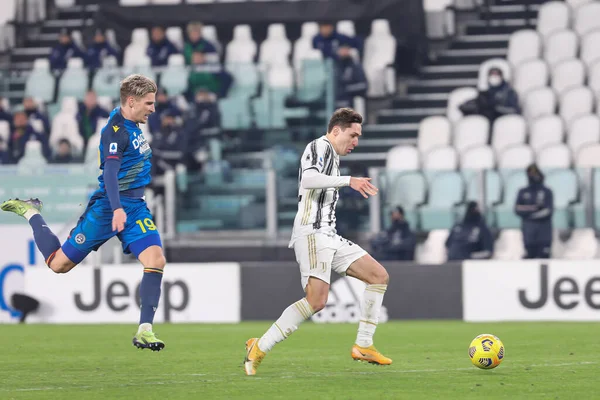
top-left (370, 206), bottom-right (416, 261)
top-left (459, 67), bottom-right (520, 123)
top-left (0, 137), bottom-right (11, 164)
top-left (77, 90), bottom-right (110, 146)
top-left (9, 111), bottom-right (51, 162)
top-left (515, 164), bottom-right (554, 259)
top-left (85, 29), bottom-right (120, 70)
top-left (183, 88), bottom-right (221, 170)
top-left (446, 201), bottom-right (494, 261)
top-left (152, 109), bottom-right (188, 176)
top-left (48, 28), bottom-right (86, 71)
top-left (147, 26), bottom-right (179, 67)
top-left (52, 139), bottom-right (74, 164)
top-left (313, 22), bottom-right (361, 62)
top-left (147, 88), bottom-right (181, 135)
top-left (22, 97), bottom-right (50, 135)
top-left (183, 22), bottom-right (217, 65)
top-left (188, 51), bottom-right (232, 99)
top-left (0, 97), bottom-right (11, 126)
top-left (335, 45), bottom-right (368, 109)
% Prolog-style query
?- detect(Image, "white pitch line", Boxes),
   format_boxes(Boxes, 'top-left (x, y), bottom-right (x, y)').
top-left (2, 362), bottom-right (595, 393)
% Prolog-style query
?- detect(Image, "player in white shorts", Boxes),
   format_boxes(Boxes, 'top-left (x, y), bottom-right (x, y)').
top-left (244, 108), bottom-right (392, 376)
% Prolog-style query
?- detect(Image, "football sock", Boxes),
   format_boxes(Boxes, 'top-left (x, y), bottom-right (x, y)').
top-left (28, 214), bottom-right (61, 263)
top-left (356, 284), bottom-right (387, 348)
top-left (258, 298), bottom-right (314, 352)
top-left (139, 267), bottom-right (164, 325)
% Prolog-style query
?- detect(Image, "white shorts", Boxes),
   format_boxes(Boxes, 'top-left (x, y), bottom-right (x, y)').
top-left (293, 232), bottom-right (367, 290)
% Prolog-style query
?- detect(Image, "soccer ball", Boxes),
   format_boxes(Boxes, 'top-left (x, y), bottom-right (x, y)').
top-left (468, 334), bottom-right (505, 369)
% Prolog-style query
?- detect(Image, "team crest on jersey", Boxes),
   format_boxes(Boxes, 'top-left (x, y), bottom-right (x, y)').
top-left (109, 142), bottom-right (118, 154)
top-left (75, 233), bottom-right (86, 244)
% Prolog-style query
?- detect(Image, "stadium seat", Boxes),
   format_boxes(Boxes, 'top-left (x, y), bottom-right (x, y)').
top-left (493, 229), bottom-right (526, 260)
top-left (461, 145), bottom-right (495, 170)
top-left (513, 59), bottom-right (548, 99)
top-left (559, 86), bottom-right (594, 127)
top-left (523, 87), bottom-right (556, 121)
top-left (296, 57), bottom-right (326, 102)
top-left (544, 169), bottom-right (583, 229)
top-left (544, 30), bottom-right (578, 69)
top-left (336, 20), bottom-right (355, 37)
top-left (220, 62), bottom-right (259, 129)
top-left (493, 171), bottom-right (528, 228)
top-left (563, 229), bottom-right (598, 259)
top-left (537, 143), bottom-right (571, 168)
top-left (151, 0), bottom-right (181, 4)
top-left (537, 1), bottom-right (570, 38)
top-left (92, 62), bottom-right (122, 100)
top-left (580, 30), bottom-right (600, 69)
top-left (252, 60), bottom-right (293, 128)
top-left (529, 115), bottom-right (564, 153)
top-left (18, 141), bottom-right (47, 172)
top-left (259, 24), bottom-right (291, 67)
top-left (128, 55), bottom-right (157, 82)
top-left (226, 25), bottom-right (257, 64)
top-left (160, 54), bottom-right (188, 96)
top-left (50, 98), bottom-right (83, 156)
top-left (293, 22), bottom-right (319, 72)
top-left (105, 29), bottom-right (120, 52)
top-left (24, 59), bottom-right (55, 103)
top-left (477, 58), bottom-right (511, 91)
top-left (386, 171), bottom-right (427, 228)
top-left (574, 2), bottom-right (600, 37)
top-left (417, 116), bottom-right (451, 156)
top-left (0, 120), bottom-right (9, 142)
top-left (498, 144), bottom-right (534, 169)
top-left (364, 19), bottom-right (396, 97)
top-left (202, 25), bottom-right (222, 57)
top-left (588, 61), bottom-right (600, 95)
top-left (507, 30), bottom-right (542, 68)
top-left (386, 145), bottom-right (420, 171)
top-left (453, 115), bottom-right (489, 155)
top-left (415, 229), bottom-right (449, 264)
top-left (419, 171), bottom-right (464, 230)
top-left (551, 59), bottom-right (585, 97)
top-left (166, 26), bottom-right (184, 51)
top-left (446, 87), bottom-right (478, 123)
top-left (423, 146), bottom-right (458, 171)
top-left (577, 144), bottom-right (600, 167)
top-left (57, 58), bottom-right (88, 101)
top-left (491, 115), bottom-right (527, 155)
top-left (566, 0), bottom-right (592, 9)
top-left (568, 114), bottom-right (600, 156)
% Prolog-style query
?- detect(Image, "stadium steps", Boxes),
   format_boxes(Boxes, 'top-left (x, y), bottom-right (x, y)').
top-left (375, 0), bottom-right (532, 127)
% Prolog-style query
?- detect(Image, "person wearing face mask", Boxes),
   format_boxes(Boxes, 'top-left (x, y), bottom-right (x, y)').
top-left (22, 97), bottom-right (50, 135)
top-left (445, 201), bottom-right (494, 261)
top-left (48, 28), bottom-right (86, 71)
top-left (182, 88), bottom-right (221, 172)
top-left (515, 164), bottom-right (554, 259)
top-left (459, 67), bottom-right (520, 123)
top-left (335, 45), bottom-right (368, 109)
top-left (370, 206), bottom-right (416, 261)
top-left (0, 137), bottom-right (12, 164)
top-left (151, 109), bottom-right (188, 177)
top-left (147, 88), bottom-right (181, 135)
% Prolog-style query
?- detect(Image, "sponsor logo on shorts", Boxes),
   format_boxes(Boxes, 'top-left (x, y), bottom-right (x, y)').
top-left (75, 233), bottom-right (86, 244)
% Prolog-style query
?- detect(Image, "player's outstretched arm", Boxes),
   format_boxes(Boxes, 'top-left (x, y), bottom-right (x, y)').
top-left (349, 177), bottom-right (378, 199)
top-left (301, 168), bottom-right (351, 190)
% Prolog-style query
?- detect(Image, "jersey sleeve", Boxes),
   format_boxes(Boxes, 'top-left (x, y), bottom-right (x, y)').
top-left (101, 125), bottom-right (129, 162)
top-left (301, 140), bottom-right (331, 174)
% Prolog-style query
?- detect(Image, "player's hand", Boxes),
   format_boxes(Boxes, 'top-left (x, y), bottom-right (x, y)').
top-left (112, 208), bottom-right (127, 232)
top-left (350, 177), bottom-right (379, 199)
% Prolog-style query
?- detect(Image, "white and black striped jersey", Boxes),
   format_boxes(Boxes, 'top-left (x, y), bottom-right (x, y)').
top-left (290, 136), bottom-right (348, 245)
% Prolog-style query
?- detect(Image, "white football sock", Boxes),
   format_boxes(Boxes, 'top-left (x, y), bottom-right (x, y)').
top-left (24, 208), bottom-right (40, 221)
top-left (138, 323), bottom-right (152, 334)
top-left (258, 298), bottom-right (314, 353)
top-left (356, 284), bottom-right (387, 348)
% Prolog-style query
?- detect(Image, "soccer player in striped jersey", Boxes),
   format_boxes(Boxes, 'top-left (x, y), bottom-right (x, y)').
top-left (244, 108), bottom-right (392, 375)
top-left (1, 75), bottom-right (166, 351)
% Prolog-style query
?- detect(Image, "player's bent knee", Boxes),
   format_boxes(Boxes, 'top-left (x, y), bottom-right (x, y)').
top-left (376, 267), bottom-right (390, 285)
top-left (307, 297), bottom-right (327, 313)
top-left (49, 261), bottom-right (73, 274)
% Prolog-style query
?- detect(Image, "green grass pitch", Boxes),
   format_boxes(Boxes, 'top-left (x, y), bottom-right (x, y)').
top-left (0, 321), bottom-right (598, 399)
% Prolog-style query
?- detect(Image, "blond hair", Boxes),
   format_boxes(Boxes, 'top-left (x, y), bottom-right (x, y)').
top-left (119, 74), bottom-right (157, 105)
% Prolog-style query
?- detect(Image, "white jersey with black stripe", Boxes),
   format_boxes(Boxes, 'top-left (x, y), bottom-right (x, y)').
top-left (289, 136), bottom-right (341, 246)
